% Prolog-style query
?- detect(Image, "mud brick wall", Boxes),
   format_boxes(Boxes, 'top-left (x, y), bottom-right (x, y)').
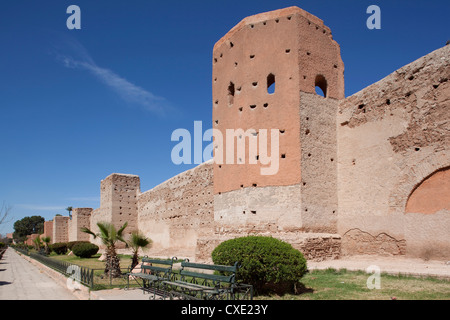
top-left (337, 45), bottom-right (450, 259)
top-left (137, 161), bottom-right (214, 259)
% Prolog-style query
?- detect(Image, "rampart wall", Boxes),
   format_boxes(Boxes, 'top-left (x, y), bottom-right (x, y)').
top-left (337, 45), bottom-right (450, 260)
top-left (41, 7), bottom-right (449, 263)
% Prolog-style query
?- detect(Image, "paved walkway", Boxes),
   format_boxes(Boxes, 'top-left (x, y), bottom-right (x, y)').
top-left (0, 248), bottom-right (77, 300)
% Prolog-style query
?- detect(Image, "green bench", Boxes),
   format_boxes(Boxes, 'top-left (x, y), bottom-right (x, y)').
top-left (163, 259), bottom-right (253, 300)
top-left (126, 256), bottom-right (176, 299)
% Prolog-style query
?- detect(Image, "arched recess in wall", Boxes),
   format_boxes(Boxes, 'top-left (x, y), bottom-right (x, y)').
top-left (315, 75), bottom-right (327, 97)
top-left (388, 151), bottom-right (450, 214)
top-left (405, 166), bottom-right (450, 214)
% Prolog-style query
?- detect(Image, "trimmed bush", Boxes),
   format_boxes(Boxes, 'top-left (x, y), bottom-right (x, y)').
top-left (72, 242), bottom-right (99, 258)
top-left (67, 241), bottom-right (90, 250)
top-left (211, 236), bottom-right (307, 295)
top-left (50, 242), bottom-right (68, 255)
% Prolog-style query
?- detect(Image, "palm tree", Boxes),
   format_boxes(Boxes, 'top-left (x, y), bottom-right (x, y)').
top-left (66, 206), bottom-right (73, 219)
top-left (41, 236), bottom-right (51, 255)
top-left (81, 222), bottom-right (128, 278)
top-left (127, 231), bottom-right (152, 270)
top-left (33, 236), bottom-right (42, 251)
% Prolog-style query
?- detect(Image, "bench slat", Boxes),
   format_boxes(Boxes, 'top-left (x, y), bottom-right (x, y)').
top-left (142, 258), bottom-right (174, 266)
top-left (180, 270), bottom-right (234, 283)
top-left (182, 261), bottom-right (238, 273)
top-left (142, 265), bottom-right (171, 274)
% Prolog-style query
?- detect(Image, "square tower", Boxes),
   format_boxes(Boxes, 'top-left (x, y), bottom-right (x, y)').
top-left (100, 173), bottom-right (140, 230)
top-left (212, 7), bottom-right (344, 232)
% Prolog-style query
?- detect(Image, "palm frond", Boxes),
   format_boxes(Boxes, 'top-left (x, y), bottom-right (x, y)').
top-left (117, 222), bottom-right (128, 237)
top-left (81, 227), bottom-right (97, 239)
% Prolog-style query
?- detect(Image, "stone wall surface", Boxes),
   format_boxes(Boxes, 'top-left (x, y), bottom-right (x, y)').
top-left (337, 45), bottom-right (450, 259)
top-left (137, 161), bottom-right (214, 259)
top-left (52, 216), bottom-right (69, 244)
top-left (68, 208), bottom-right (92, 242)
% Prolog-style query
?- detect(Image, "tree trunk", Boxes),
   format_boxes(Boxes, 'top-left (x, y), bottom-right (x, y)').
top-left (105, 245), bottom-right (122, 278)
top-left (131, 252), bottom-right (139, 271)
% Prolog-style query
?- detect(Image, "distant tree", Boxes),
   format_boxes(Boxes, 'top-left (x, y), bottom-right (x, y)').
top-left (33, 236), bottom-right (42, 251)
top-left (66, 206), bottom-right (73, 218)
top-left (13, 216), bottom-right (45, 242)
top-left (41, 236), bottom-right (51, 255)
top-left (0, 202), bottom-right (12, 226)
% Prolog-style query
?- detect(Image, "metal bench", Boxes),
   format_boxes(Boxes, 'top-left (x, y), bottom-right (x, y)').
top-left (162, 259), bottom-right (253, 300)
top-left (126, 256), bottom-right (176, 299)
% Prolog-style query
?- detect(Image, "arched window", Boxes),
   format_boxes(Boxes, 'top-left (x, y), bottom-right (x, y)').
top-left (315, 75), bottom-right (327, 97)
top-left (267, 73), bottom-right (275, 94)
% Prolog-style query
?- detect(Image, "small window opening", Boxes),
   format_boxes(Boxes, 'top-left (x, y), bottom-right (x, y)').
top-left (315, 75), bottom-right (327, 97)
top-left (228, 82), bottom-right (235, 106)
top-left (267, 73), bottom-right (275, 94)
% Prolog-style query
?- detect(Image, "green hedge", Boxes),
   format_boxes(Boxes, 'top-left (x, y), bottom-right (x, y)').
top-left (211, 236), bottom-right (307, 295)
top-left (72, 242), bottom-right (99, 258)
top-left (67, 241), bottom-right (90, 250)
top-left (50, 242), bottom-right (68, 255)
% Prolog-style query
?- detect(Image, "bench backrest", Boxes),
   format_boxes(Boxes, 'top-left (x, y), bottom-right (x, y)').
top-left (139, 256), bottom-right (175, 278)
top-left (180, 260), bottom-right (238, 285)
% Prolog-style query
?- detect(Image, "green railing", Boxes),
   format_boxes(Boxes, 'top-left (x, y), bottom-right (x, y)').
top-left (28, 251), bottom-right (94, 288)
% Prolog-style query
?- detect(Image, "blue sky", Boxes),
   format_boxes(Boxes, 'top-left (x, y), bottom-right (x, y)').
top-left (0, 0), bottom-right (448, 235)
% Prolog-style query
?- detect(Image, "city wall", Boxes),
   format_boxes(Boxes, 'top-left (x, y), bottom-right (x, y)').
top-left (42, 7), bottom-right (449, 262)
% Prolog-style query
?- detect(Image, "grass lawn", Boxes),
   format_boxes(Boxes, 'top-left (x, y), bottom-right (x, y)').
top-left (51, 253), bottom-right (135, 290)
top-left (258, 268), bottom-right (450, 300)
top-left (51, 253), bottom-right (133, 270)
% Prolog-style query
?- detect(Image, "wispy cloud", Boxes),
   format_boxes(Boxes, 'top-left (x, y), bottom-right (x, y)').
top-left (16, 204), bottom-right (66, 211)
top-left (53, 37), bottom-right (170, 116)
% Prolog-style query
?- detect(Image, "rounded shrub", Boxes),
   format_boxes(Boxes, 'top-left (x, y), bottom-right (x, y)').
top-left (50, 242), bottom-right (68, 255)
top-left (211, 236), bottom-right (307, 295)
top-left (72, 242), bottom-right (99, 258)
top-left (67, 241), bottom-right (90, 251)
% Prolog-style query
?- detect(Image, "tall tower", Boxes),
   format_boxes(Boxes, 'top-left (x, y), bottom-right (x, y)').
top-left (212, 7), bottom-right (344, 233)
top-left (96, 173), bottom-right (140, 247)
